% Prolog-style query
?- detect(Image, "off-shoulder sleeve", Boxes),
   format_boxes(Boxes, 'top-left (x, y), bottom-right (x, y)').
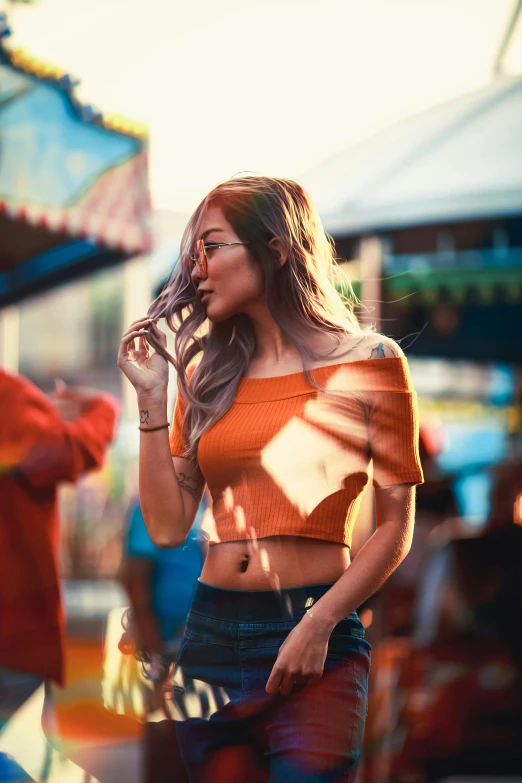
top-left (365, 358), bottom-right (424, 488)
top-left (169, 365), bottom-right (196, 457)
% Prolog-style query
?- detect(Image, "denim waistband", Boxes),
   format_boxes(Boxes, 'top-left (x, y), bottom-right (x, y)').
top-left (190, 579), bottom-right (342, 623)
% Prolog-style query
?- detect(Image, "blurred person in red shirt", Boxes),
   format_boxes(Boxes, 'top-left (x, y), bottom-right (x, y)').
top-left (0, 369), bottom-right (119, 769)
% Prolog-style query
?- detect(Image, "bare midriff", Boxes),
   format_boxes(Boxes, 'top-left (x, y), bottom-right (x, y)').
top-left (199, 535), bottom-right (351, 591)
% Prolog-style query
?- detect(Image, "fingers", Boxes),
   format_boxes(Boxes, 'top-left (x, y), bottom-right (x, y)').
top-left (118, 318), bottom-right (166, 357)
top-left (122, 316), bottom-right (164, 335)
top-left (128, 315), bottom-right (155, 327)
top-left (266, 667), bottom-right (295, 696)
top-left (117, 317), bottom-right (169, 378)
top-left (265, 667), bottom-right (283, 697)
top-left (118, 330), bottom-right (148, 357)
top-left (121, 317), bottom-right (154, 339)
top-left (278, 672), bottom-right (296, 697)
top-left (266, 667), bottom-right (320, 697)
top-left (148, 321), bottom-right (167, 346)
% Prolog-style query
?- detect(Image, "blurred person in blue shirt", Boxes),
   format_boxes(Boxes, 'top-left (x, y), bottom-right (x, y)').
top-left (122, 498), bottom-right (206, 655)
top-left (119, 496), bottom-right (207, 783)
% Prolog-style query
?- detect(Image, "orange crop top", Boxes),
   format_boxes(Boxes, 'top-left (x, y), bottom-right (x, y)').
top-left (169, 357), bottom-right (424, 548)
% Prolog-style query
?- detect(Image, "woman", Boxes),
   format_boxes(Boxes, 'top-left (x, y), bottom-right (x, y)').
top-left (118, 175), bottom-right (424, 782)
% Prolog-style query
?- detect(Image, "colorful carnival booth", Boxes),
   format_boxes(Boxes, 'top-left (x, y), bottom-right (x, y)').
top-left (0, 14), bottom-right (151, 308)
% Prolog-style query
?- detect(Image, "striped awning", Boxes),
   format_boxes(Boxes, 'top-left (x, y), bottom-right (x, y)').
top-left (0, 17), bottom-right (152, 306)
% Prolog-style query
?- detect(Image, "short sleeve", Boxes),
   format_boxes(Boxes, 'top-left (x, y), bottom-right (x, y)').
top-left (169, 364), bottom-right (196, 458)
top-left (366, 369), bottom-right (424, 488)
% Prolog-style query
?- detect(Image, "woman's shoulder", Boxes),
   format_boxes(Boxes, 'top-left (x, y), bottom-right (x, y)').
top-left (336, 332), bottom-right (405, 363)
top-left (323, 333), bottom-right (412, 393)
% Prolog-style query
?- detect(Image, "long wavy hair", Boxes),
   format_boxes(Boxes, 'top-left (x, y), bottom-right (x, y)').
top-left (147, 175), bottom-right (365, 461)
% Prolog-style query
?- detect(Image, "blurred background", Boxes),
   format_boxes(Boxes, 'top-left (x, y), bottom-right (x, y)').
top-left (0, 0), bottom-right (521, 781)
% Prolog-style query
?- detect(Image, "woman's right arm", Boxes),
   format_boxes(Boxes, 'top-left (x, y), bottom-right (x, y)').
top-left (137, 389), bottom-right (204, 547)
top-left (118, 317), bottom-right (204, 548)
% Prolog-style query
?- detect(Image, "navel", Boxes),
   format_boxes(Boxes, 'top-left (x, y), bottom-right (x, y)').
top-left (239, 553), bottom-right (250, 573)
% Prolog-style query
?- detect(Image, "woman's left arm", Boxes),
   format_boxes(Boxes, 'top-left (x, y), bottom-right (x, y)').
top-left (265, 483), bottom-right (415, 695)
top-left (310, 483), bottom-right (415, 624)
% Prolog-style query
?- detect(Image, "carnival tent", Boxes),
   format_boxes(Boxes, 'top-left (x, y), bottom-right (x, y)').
top-left (0, 15), bottom-right (151, 307)
top-left (303, 75), bottom-right (522, 236)
top-left (303, 74), bottom-right (522, 313)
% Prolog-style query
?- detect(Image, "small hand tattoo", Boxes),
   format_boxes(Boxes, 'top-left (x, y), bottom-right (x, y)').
top-left (369, 342), bottom-right (386, 359)
top-left (140, 409), bottom-right (149, 425)
top-left (176, 472), bottom-right (202, 501)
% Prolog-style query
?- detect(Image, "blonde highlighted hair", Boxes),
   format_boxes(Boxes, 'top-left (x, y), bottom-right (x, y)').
top-left (148, 175), bottom-right (362, 461)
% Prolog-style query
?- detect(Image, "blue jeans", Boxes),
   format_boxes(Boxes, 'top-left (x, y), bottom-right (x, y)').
top-left (173, 581), bottom-right (371, 782)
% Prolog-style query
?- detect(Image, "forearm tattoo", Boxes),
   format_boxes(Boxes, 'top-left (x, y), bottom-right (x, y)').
top-left (176, 471), bottom-right (202, 501)
top-left (140, 409), bottom-right (149, 425)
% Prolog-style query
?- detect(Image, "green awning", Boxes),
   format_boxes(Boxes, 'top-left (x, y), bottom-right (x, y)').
top-left (381, 247), bottom-right (522, 306)
top-left (385, 265), bottom-right (522, 305)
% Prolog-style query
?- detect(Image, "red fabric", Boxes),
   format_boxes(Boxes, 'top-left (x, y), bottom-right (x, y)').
top-left (0, 370), bottom-right (119, 685)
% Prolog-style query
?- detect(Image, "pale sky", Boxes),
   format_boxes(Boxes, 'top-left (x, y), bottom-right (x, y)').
top-left (4, 0), bottom-right (520, 213)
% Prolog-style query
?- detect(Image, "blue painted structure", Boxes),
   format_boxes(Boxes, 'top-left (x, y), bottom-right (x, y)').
top-left (0, 14), bottom-right (151, 306)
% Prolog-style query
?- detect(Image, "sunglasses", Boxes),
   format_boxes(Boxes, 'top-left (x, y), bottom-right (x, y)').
top-left (191, 239), bottom-right (249, 277)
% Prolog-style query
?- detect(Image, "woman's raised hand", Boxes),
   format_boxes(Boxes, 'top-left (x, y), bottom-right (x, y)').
top-left (117, 317), bottom-right (169, 397)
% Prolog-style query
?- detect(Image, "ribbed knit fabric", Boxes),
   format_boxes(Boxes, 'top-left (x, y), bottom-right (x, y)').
top-left (170, 357), bottom-right (424, 548)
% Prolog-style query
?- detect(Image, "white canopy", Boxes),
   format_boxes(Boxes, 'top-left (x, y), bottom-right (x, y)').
top-left (302, 75), bottom-right (522, 236)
